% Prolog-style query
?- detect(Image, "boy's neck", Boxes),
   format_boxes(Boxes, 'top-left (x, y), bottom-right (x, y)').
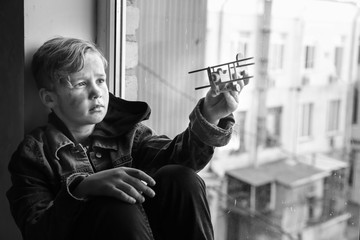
top-left (69, 125), bottom-right (95, 144)
top-left (49, 112), bottom-right (95, 144)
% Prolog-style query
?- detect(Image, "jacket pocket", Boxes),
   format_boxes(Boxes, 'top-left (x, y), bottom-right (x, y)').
top-left (112, 155), bottom-right (133, 168)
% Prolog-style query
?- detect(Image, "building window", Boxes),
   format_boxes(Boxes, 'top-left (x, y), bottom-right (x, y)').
top-left (307, 196), bottom-right (316, 221)
top-left (348, 150), bottom-right (356, 187)
top-left (334, 46), bottom-right (343, 77)
top-left (327, 99), bottom-right (341, 132)
top-left (304, 45), bottom-right (315, 69)
top-left (227, 176), bottom-right (272, 213)
top-left (270, 43), bottom-right (284, 71)
top-left (266, 107), bottom-right (282, 147)
top-left (230, 32), bottom-right (249, 58)
top-left (255, 183), bottom-right (272, 213)
top-left (227, 176), bottom-right (251, 209)
top-left (300, 103), bottom-right (313, 137)
top-left (353, 87), bottom-right (359, 125)
top-left (357, 41), bottom-right (360, 65)
top-left (324, 168), bottom-right (347, 217)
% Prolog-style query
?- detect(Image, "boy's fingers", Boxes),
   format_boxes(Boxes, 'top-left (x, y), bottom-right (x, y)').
top-left (125, 168), bottom-right (156, 186)
top-left (109, 187), bottom-right (137, 204)
top-left (116, 182), bottom-right (146, 203)
top-left (122, 168), bottom-right (156, 198)
top-left (207, 87), bottom-right (219, 97)
top-left (229, 88), bottom-right (240, 101)
top-left (223, 90), bottom-right (239, 105)
top-left (127, 177), bottom-right (156, 198)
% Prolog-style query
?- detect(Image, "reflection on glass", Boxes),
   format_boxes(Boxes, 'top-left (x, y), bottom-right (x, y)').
top-left (134, 0), bottom-right (360, 239)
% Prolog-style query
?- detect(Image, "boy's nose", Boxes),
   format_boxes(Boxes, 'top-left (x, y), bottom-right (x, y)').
top-left (90, 83), bottom-right (102, 99)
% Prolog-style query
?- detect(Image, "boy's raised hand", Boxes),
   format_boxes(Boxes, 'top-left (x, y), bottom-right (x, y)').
top-left (73, 167), bottom-right (156, 204)
top-left (202, 78), bottom-right (248, 125)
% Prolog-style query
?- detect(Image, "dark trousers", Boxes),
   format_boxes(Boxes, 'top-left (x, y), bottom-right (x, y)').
top-left (70, 165), bottom-right (214, 240)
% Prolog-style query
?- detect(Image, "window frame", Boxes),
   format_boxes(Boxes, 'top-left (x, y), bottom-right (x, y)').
top-left (96, 0), bottom-right (126, 98)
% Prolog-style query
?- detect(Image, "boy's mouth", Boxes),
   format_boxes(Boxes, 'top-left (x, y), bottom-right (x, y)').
top-left (90, 104), bottom-right (104, 111)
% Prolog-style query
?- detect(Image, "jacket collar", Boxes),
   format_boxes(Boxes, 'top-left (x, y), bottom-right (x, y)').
top-left (46, 93), bottom-right (151, 159)
top-left (93, 93), bottom-right (151, 138)
top-left (46, 113), bottom-right (75, 160)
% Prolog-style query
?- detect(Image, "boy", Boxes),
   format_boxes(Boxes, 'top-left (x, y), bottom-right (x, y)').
top-left (7, 37), bottom-right (247, 240)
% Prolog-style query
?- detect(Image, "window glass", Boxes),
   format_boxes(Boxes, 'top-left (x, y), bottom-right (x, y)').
top-left (270, 43), bottom-right (284, 71)
top-left (130, 0), bottom-right (360, 239)
top-left (327, 99), bottom-right (341, 132)
top-left (266, 107), bottom-right (282, 147)
top-left (300, 103), bottom-right (313, 138)
top-left (353, 87), bottom-right (358, 124)
top-left (334, 46), bottom-right (343, 77)
top-left (136, 0), bottom-right (206, 138)
top-left (305, 45), bottom-right (315, 69)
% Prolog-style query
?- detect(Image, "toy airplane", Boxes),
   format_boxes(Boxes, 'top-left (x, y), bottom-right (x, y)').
top-left (189, 54), bottom-right (254, 94)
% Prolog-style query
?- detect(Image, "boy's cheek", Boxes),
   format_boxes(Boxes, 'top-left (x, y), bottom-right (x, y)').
top-left (68, 97), bottom-right (84, 109)
top-left (64, 92), bottom-right (88, 107)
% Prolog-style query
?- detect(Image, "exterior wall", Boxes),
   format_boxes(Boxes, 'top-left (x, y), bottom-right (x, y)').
top-left (270, 0), bottom-right (355, 155)
top-left (125, 0), bottom-right (139, 100)
top-left (135, 0), bottom-right (207, 138)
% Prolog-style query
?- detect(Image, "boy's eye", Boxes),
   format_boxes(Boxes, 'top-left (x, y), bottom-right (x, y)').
top-left (74, 81), bottom-right (87, 88)
top-left (98, 78), bottom-right (105, 84)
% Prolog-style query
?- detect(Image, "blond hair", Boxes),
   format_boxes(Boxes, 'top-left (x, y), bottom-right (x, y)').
top-left (31, 37), bottom-right (108, 90)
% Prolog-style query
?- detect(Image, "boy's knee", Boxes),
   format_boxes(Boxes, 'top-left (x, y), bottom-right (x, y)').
top-left (82, 197), bottom-right (143, 226)
top-left (85, 197), bottom-right (137, 221)
top-left (78, 197), bottom-right (153, 239)
top-left (88, 197), bottom-right (126, 213)
top-left (154, 165), bottom-right (205, 192)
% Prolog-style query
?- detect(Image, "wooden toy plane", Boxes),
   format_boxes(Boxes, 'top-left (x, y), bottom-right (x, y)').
top-left (189, 53), bottom-right (254, 94)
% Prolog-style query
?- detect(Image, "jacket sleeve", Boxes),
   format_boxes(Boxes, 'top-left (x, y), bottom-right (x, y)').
top-left (132, 98), bottom-right (234, 173)
top-left (6, 137), bottom-right (86, 240)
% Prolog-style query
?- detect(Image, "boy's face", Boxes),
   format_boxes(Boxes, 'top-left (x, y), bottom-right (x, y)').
top-left (50, 51), bottom-right (109, 130)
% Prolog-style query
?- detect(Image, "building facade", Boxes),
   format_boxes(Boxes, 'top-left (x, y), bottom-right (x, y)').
top-left (202, 0), bottom-right (360, 239)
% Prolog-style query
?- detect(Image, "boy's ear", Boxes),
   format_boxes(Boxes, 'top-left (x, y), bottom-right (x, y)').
top-left (39, 88), bottom-right (57, 109)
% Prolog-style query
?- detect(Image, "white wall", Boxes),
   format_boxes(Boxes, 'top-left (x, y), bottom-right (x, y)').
top-left (24, 0), bottom-right (97, 133)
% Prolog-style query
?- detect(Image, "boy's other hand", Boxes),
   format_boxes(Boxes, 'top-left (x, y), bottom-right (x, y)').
top-left (202, 77), bottom-right (248, 125)
top-left (73, 167), bottom-right (156, 204)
